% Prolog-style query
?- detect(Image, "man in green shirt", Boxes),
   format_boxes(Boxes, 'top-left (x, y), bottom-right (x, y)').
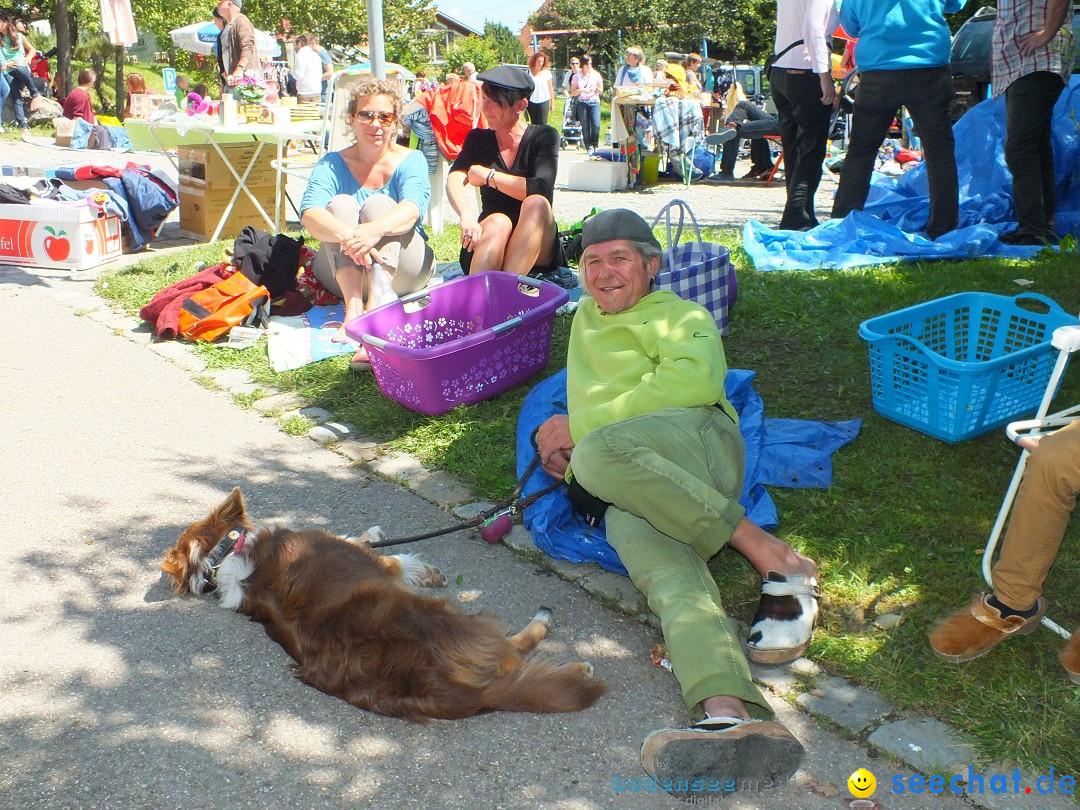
top-left (536, 209), bottom-right (820, 800)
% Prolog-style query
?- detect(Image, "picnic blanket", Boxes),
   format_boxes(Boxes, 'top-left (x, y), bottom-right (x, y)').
top-left (266, 304), bottom-right (353, 372)
top-left (743, 75), bottom-right (1080, 272)
top-left (515, 368), bottom-right (862, 575)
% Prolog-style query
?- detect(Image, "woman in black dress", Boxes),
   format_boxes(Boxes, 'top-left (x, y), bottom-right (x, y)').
top-left (446, 65), bottom-right (560, 274)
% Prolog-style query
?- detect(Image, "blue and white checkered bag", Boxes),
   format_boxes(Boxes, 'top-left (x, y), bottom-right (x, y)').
top-left (651, 199), bottom-right (737, 335)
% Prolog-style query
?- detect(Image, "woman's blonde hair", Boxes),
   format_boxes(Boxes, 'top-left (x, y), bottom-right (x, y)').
top-left (343, 77), bottom-right (404, 141)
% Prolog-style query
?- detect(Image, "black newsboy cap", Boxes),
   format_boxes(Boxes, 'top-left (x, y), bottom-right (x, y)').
top-left (477, 65), bottom-right (535, 94)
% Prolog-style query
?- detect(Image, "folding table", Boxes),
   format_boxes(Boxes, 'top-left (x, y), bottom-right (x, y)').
top-left (124, 117), bottom-right (322, 241)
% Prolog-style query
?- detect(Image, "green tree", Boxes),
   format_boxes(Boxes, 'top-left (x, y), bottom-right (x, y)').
top-left (445, 35), bottom-right (498, 73)
top-left (484, 21), bottom-right (526, 65)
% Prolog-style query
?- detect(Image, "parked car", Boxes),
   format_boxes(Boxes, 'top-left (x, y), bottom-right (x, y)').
top-left (950, 4), bottom-right (1080, 120)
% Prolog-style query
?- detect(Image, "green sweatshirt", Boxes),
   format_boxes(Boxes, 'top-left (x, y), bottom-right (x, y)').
top-left (566, 290), bottom-right (737, 444)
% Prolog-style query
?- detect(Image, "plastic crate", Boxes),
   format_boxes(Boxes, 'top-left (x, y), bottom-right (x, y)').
top-left (345, 272), bottom-right (569, 416)
top-left (858, 292), bottom-right (1079, 442)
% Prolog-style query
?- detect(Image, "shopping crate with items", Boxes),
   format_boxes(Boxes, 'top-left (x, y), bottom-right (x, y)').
top-left (345, 272), bottom-right (569, 416)
top-left (858, 292), bottom-right (1080, 442)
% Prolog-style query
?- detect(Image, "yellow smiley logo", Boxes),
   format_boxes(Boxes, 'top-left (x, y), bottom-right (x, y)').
top-left (848, 768), bottom-right (877, 798)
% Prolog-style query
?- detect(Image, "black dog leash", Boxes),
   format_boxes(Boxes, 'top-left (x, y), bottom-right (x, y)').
top-left (367, 453), bottom-right (563, 549)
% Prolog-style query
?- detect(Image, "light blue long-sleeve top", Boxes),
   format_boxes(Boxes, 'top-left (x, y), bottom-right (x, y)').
top-left (840, 0), bottom-right (967, 72)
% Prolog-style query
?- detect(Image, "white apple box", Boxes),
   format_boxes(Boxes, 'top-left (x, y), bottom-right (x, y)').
top-left (0, 201), bottom-right (123, 270)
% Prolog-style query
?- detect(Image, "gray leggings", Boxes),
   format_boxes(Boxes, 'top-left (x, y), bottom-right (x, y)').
top-left (312, 193), bottom-right (435, 298)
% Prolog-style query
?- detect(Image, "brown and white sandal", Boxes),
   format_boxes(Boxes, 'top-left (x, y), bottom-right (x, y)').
top-left (746, 572), bottom-right (820, 665)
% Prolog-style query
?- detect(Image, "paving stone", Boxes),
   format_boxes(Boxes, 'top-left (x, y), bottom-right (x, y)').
top-left (65, 295), bottom-right (108, 313)
top-left (789, 657), bottom-right (822, 677)
top-left (369, 450), bottom-right (429, 485)
top-left (207, 368), bottom-right (254, 389)
top-left (749, 663), bottom-right (803, 694)
top-left (85, 307), bottom-right (121, 323)
top-left (544, 555), bottom-right (588, 581)
top-left (335, 439), bottom-right (379, 463)
top-left (579, 568), bottom-right (644, 614)
top-left (251, 391), bottom-right (305, 414)
top-left (501, 524), bottom-right (538, 555)
top-left (868, 717), bottom-right (977, 775)
top-left (795, 676), bottom-right (894, 734)
top-left (172, 352), bottom-right (207, 373)
top-left (280, 406), bottom-right (332, 425)
top-left (123, 323), bottom-right (155, 344)
top-left (107, 315), bottom-right (142, 331)
top-left (227, 383), bottom-right (262, 397)
top-left (308, 422), bottom-right (355, 445)
top-left (453, 501), bottom-right (496, 521)
top-left (148, 341), bottom-right (192, 361)
top-left (411, 471), bottom-right (474, 507)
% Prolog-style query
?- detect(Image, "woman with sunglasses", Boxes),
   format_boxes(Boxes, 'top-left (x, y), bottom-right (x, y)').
top-left (300, 77), bottom-right (435, 368)
top-left (447, 65), bottom-right (560, 275)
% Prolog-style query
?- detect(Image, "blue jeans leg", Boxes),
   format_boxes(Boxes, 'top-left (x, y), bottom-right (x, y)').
top-left (577, 100), bottom-right (600, 149)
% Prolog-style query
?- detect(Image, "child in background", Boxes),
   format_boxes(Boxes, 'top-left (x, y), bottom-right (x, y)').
top-left (124, 72), bottom-right (147, 118)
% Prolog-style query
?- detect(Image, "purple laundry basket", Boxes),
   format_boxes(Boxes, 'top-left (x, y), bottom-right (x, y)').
top-left (344, 272), bottom-right (570, 415)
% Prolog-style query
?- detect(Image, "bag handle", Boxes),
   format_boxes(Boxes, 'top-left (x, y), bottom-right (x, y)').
top-left (650, 199), bottom-right (706, 275)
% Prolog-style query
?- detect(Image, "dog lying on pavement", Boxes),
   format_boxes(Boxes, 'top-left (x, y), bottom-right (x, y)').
top-left (161, 488), bottom-right (605, 721)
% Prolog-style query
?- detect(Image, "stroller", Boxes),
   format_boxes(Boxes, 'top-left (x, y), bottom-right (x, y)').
top-left (560, 97), bottom-right (582, 149)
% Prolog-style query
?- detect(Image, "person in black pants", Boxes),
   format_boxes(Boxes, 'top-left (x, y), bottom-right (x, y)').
top-left (831, 0), bottom-right (962, 241)
top-left (770, 0), bottom-right (838, 231)
top-left (993, 0), bottom-right (1074, 245)
top-left (771, 69), bottom-right (835, 230)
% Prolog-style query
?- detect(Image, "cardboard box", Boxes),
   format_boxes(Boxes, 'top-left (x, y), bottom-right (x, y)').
top-left (0, 202), bottom-right (123, 270)
top-left (53, 116), bottom-right (75, 147)
top-left (178, 143), bottom-right (278, 190)
top-left (178, 180), bottom-right (285, 241)
top-left (565, 160), bottom-right (629, 192)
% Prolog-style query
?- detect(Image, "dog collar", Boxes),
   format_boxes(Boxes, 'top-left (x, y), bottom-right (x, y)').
top-left (200, 527), bottom-right (246, 592)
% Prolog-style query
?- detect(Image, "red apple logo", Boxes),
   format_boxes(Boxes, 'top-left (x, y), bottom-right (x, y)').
top-left (43, 226), bottom-right (71, 262)
top-left (85, 235), bottom-right (96, 255)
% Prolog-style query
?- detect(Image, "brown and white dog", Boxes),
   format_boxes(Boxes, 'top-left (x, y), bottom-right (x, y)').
top-left (161, 488), bottom-right (604, 721)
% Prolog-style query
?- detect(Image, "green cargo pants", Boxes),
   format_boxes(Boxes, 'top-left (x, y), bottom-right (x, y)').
top-left (570, 406), bottom-right (771, 719)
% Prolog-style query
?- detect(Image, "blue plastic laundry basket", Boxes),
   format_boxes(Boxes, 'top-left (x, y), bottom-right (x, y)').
top-left (858, 292), bottom-right (1079, 442)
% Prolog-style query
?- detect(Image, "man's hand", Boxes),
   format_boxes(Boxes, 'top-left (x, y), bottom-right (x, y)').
top-left (818, 73), bottom-right (836, 107)
top-left (536, 414), bottom-right (574, 479)
top-left (1019, 28), bottom-right (1056, 56)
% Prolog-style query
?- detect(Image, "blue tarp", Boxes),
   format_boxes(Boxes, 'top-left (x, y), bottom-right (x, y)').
top-left (742, 76), bottom-right (1080, 271)
top-left (515, 369), bottom-right (861, 575)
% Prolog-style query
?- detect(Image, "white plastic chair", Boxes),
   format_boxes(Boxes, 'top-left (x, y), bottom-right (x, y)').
top-left (981, 323), bottom-right (1080, 640)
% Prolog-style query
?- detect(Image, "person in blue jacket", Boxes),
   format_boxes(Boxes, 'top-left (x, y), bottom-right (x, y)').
top-left (831, 0), bottom-right (967, 240)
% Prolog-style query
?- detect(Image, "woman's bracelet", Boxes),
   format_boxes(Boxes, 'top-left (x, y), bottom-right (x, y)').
top-left (486, 168), bottom-right (497, 189)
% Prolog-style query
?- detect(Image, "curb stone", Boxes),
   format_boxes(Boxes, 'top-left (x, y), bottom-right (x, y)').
top-left (38, 258), bottom-right (1059, 810)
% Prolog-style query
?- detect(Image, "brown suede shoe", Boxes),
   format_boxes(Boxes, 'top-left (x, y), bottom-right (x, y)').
top-left (929, 593), bottom-right (1047, 663)
top-left (1061, 629), bottom-right (1080, 685)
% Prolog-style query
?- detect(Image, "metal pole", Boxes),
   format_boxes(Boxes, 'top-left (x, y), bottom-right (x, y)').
top-left (366, 0), bottom-right (386, 79)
